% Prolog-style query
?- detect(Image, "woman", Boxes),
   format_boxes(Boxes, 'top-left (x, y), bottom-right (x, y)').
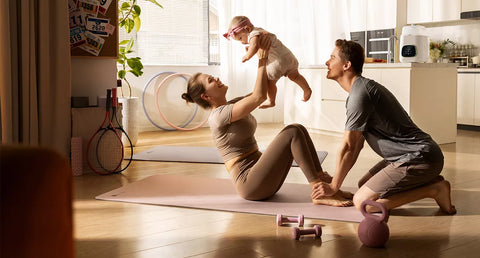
top-left (181, 35), bottom-right (352, 206)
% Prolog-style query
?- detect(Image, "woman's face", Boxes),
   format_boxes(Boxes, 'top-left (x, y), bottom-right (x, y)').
top-left (199, 74), bottom-right (228, 102)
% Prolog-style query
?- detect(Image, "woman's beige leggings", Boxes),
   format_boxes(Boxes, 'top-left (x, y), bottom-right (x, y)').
top-left (229, 123), bottom-right (322, 201)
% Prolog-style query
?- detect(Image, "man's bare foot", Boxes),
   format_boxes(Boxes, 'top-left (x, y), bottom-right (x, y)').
top-left (312, 193), bottom-right (353, 207)
top-left (302, 87), bottom-right (312, 102)
top-left (432, 180), bottom-right (457, 215)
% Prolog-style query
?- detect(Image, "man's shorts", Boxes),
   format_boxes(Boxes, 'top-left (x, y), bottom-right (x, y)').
top-left (364, 159), bottom-right (443, 198)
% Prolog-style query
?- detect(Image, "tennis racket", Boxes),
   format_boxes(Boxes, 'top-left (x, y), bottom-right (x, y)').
top-left (86, 89), bottom-right (124, 175)
top-left (109, 87), bottom-right (133, 172)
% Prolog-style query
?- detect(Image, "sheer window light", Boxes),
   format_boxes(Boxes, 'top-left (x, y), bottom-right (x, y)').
top-left (119, 0), bottom-right (219, 65)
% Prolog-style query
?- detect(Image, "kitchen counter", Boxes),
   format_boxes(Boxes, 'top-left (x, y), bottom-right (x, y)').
top-left (301, 63), bottom-right (457, 69)
top-left (458, 68), bottom-right (480, 73)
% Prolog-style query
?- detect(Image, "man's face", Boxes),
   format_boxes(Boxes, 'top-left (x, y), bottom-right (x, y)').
top-left (325, 46), bottom-right (346, 80)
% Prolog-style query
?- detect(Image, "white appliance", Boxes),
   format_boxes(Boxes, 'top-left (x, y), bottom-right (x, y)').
top-left (399, 25), bottom-right (429, 63)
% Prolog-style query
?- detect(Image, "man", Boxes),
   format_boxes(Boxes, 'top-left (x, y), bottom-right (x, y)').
top-left (311, 39), bottom-right (456, 214)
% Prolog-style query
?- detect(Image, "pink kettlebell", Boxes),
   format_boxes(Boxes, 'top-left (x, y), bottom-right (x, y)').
top-left (358, 199), bottom-right (389, 248)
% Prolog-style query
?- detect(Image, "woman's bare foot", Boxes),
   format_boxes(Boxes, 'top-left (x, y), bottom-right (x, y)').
top-left (312, 193), bottom-right (353, 207)
top-left (318, 171), bottom-right (333, 183)
top-left (302, 87), bottom-right (312, 102)
top-left (432, 180), bottom-right (457, 215)
top-left (338, 190), bottom-right (354, 200)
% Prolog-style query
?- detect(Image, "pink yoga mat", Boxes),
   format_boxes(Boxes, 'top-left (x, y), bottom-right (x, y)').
top-left (96, 174), bottom-right (363, 222)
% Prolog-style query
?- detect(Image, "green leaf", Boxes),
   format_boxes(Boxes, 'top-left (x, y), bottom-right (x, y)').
top-left (128, 69), bottom-right (142, 77)
top-left (126, 38), bottom-right (134, 52)
top-left (125, 18), bottom-right (135, 33)
top-left (134, 16), bottom-right (141, 32)
top-left (118, 70), bottom-right (127, 79)
top-left (119, 39), bottom-right (130, 45)
top-left (133, 4), bottom-right (141, 16)
top-left (144, 0), bottom-right (163, 8)
top-left (127, 57), bottom-right (144, 71)
top-left (121, 2), bottom-right (131, 10)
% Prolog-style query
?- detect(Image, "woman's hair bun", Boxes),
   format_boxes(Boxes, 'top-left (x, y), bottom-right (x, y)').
top-left (181, 92), bottom-right (194, 103)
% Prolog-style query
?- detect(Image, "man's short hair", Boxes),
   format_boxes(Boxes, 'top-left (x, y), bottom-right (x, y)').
top-left (335, 39), bottom-right (365, 75)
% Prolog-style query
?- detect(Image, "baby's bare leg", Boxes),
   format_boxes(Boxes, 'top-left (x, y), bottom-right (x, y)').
top-left (287, 69), bottom-right (312, 102)
top-left (259, 79), bottom-right (277, 109)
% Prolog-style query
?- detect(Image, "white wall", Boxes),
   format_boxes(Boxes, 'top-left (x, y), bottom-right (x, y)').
top-left (426, 23), bottom-right (480, 56)
top-left (71, 58), bottom-right (117, 106)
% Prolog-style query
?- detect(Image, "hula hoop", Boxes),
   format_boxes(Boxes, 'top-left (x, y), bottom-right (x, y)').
top-left (155, 73), bottom-right (211, 131)
top-left (142, 71), bottom-right (197, 131)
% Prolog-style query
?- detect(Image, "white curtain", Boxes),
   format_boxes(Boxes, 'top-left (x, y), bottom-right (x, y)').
top-left (0, 0), bottom-right (71, 157)
top-left (217, 0), bottom-right (350, 122)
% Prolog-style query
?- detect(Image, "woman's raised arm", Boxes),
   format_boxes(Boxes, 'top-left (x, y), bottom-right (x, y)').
top-left (230, 34), bottom-right (271, 122)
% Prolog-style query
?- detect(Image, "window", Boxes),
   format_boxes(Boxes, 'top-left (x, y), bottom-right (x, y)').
top-left (120, 0), bottom-right (219, 65)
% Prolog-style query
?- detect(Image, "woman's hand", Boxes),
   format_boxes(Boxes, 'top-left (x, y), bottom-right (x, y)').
top-left (311, 181), bottom-right (337, 199)
top-left (256, 33), bottom-right (271, 59)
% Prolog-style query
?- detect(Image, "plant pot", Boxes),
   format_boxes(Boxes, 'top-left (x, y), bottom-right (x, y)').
top-left (118, 97), bottom-right (139, 146)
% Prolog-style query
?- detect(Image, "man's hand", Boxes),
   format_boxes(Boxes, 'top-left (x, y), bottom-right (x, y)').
top-left (311, 181), bottom-right (337, 199)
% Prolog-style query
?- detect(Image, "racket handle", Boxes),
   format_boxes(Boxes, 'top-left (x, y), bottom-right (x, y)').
top-left (112, 88), bottom-right (117, 108)
top-left (71, 137), bottom-right (83, 176)
top-left (106, 89), bottom-right (112, 111)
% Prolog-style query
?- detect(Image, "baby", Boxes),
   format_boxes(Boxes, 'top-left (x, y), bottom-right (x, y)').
top-left (224, 16), bottom-right (312, 109)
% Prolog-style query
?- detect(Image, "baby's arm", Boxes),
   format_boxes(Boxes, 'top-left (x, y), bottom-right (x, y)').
top-left (242, 36), bottom-right (260, 63)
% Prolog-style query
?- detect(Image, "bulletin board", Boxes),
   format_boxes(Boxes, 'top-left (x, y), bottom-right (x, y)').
top-left (69, 0), bottom-right (118, 58)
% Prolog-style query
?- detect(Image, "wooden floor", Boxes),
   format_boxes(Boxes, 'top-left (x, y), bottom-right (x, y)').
top-left (74, 123), bottom-right (480, 258)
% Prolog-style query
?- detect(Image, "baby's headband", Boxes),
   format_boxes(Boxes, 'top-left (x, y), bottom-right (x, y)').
top-left (223, 19), bottom-right (253, 40)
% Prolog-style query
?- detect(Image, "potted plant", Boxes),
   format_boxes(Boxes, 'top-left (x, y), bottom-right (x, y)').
top-left (429, 39), bottom-right (455, 63)
top-left (117, 0), bottom-right (162, 146)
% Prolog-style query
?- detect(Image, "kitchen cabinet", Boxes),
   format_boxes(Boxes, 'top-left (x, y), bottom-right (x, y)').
top-left (407, 0), bottom-right (433, 24)
top-left (284, 63), bottom-right (457, 144)
top-left (461, 0), bottom-right (480, 12)
top-left (457, 72), bottom-right (480, 126)
top-left (407, 0), bottom-right (461, 24)
top-left (476, 74), bottom-right (480, 125)
top-left (366, 0), bottom-right (397, 30)
top-left (457, 73), bottom-right (475, 125)
top-left (348, 0), bottom-right (396, 32)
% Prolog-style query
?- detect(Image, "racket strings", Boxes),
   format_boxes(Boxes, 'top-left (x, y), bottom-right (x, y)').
top-left (96, 129), bottom-right (124, 173)
top-left (112, 111), bottom-right (134, 172)
top-left (87, 130), bottom-right (104, 173)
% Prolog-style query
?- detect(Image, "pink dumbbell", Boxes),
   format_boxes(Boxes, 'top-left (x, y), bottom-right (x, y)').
top-left (277, 214), bottom-right (304, 227)
top-left (292, 225), bottom-right (322, 240)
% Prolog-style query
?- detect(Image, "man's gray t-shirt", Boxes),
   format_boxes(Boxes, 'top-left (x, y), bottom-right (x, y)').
top-left (345, 76), bottom-right (443, 164)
